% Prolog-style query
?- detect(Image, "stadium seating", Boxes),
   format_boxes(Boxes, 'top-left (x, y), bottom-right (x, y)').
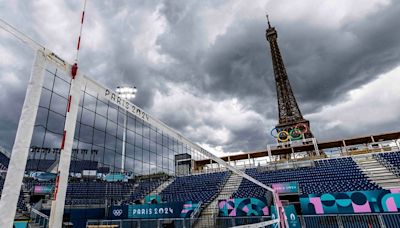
top-left (25, 159), bottom-right (55, 171)
top-left (24, 159), bottom-right (98, 173)
top-left (373, 151), bottom-right (400, 176)
top-left (161, 172), bottom-right (229, 204)
top-left (0, 177), bottom-right (28, 211)
top-left (66, 181), bottom-right (133, 205)
top-left (69, 160), bottom-right (98, 173)
top-left (233, 157), bottom-right (380, 197)
top-left (27, 178), bottom-right (164, 205)
top-left (97, 166), bottom-right (110, 174)
top-left (0, 152), bottom-right (9, 169)
top-left (129, 179), bottom-right (163, 202)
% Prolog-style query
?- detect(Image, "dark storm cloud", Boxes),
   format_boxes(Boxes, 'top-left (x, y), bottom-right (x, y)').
top-left (154, 0), bottom-right (400, 150)
top-left (274, 2), bottom-right (400, 113)
top-left (158, 0), bottom-right (400, 115)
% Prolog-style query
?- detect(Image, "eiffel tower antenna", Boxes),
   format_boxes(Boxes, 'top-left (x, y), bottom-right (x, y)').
top-left (266, 14), bottom-right (271, 28)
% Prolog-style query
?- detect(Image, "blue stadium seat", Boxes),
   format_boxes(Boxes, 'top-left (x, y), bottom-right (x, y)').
top-left (25, 159), bottom-right (55, 171)
top-left (161, 171), bottom-right (229, 204)
top-left (373, 151), bottom-right (400, 177)
top-left (233, 157), bottom-right (381, 197)
top-left (0, 152), bottom-right (9, 169)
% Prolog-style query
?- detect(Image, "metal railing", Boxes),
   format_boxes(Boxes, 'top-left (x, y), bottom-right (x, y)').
top-left (304, 213), bottom-right (400, 228)
top-left (30, 207), bottom-right (49, 228)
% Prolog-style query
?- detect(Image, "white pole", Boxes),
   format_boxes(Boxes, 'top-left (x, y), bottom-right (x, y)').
top-left (48, 65), bottom-right (84, 228)
top-left (312, 138), bottom-right (320, 156)
top-left (0, 50), bottom-right (46, 228)
top-left (121, 110), bottom-right (127, 172)
top-left (267, 145), bottom-right (272, 163)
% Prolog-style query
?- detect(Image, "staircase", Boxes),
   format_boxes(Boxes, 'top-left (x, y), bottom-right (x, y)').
top-left (47, 157), bottom-right (59, 173)
top-left (353, 155), bottom-right (400, 189)
top-left (148, 178), bottom-right (175, 196)
top-left (194, 172), bottom-right (243, 228)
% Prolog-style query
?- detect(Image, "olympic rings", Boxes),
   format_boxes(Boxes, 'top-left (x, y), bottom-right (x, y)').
top-left (294, 123), bottom-right (308, 135)
top-left (289, 128), bottom-right (302, 140)
top-left (270, 128), bottom-right (279, 138)
top-left (277, 130), bottom-right (290, 142)
top-left (270, 124), bottom-right (309, 142)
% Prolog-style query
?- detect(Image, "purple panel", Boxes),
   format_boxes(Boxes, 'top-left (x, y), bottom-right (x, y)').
top-left (351, 202), bottom-right (371, 213)
top-left (310, 197), bottom-right (324, 214)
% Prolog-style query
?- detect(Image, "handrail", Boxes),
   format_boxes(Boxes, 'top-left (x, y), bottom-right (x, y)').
top-left (31, 208), bottom-right (49, 219)
top-left (191, 201), bottom-right (202, 219)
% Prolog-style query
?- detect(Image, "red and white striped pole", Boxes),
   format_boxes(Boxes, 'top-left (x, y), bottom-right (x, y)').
top-left (71, 0), bottom-right (87, 79)
top-left (49, 1), bottom-right (88, 227)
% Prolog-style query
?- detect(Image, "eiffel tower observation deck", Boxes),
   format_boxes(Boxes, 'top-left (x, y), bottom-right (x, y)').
top-left (265, 15), bottom-right (313, 140)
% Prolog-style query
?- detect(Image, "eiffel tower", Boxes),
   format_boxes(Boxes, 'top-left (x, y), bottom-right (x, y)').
top-left (265, 15), bottom-right (313, 140)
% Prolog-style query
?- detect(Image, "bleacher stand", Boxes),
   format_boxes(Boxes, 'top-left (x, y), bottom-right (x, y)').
top-left (69, 160), bottom-right (98, 173)
top-left (0, 152), bottom-right (10, 170)
top-left (373, 151), bottom-right (400, 177)
top-left (0, 177), bottom-right (28, 211)
top-left (129, 179), bottom-right (163, 202)
top-left (161, 171), bottom-right (229, 204)
top-left (25, 159), bottom-right (55, 172)
top-left (97, 166), bottom-right (110, 174)
top-left (233, 157), bottom-right (380, 197)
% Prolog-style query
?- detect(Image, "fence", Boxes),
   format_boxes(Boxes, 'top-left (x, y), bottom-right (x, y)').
top-left (304, 213), bottom-right (400, 228)
top-left (86, 213), bottom-right (400, 228)
top-left (30, 208), bottom-right (49, 228)
top-left (87, 216), bottom-right (274, 228)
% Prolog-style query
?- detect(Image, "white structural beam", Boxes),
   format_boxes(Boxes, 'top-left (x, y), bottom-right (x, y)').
top-left (0, 50), bottom-right (46, 228)
top-left (121, 110), bottom-right (127, 172)
top-left (0, 18), bottom-right (43, 51)
top-left (48, 65), bottom-right (84, 228)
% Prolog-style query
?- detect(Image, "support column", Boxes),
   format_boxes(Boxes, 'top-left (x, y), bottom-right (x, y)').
top-left (121, 110), bottom-right (127, 172)
top-left (291, 146), bottom-right (295, 160)
top-left (49, 65), bottom-right (84, 228)
top-left (342, 140), bottom-right (348, 155)
top-left (247, 154), bottom-right (251, 167)
top-left (0, 50), bottom-right (46, 228)
top-left (369, 136), bottom-right (375, 152)
top-left (267, 145), bottom-right (272, 163)
top-left (312, 138), bottom-right (320, 156)
top-left (395, 139), bottom-right (400, 151)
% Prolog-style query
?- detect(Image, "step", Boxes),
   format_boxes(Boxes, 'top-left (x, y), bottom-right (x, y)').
top-left (360, 166), bottom-right (382, 169)
top-left (358, 161), bottom-right (380, 165)
top-left (362, 170), bottom-right (393, 175)
top-left (361, 167), bottom-right (388, 172)
top-left (373, 179), bottom-right (400, 184)
top-left (364, 172), bottom-right (395, 176)
top-left (368, 175), bottom-right (398, 180)
top-left (358, 162), bottom-right (382, 166)
top-left (381, 185), bottom-right (400, 189)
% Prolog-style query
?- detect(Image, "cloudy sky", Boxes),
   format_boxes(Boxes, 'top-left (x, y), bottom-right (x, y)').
top-left (0, 0), bottom-right (399, 155)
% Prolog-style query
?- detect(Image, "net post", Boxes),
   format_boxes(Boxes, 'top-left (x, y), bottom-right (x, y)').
top-left (48, 65), bottom-right (84, 228)
top-left (0, 49), bottom-right (46, 228)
